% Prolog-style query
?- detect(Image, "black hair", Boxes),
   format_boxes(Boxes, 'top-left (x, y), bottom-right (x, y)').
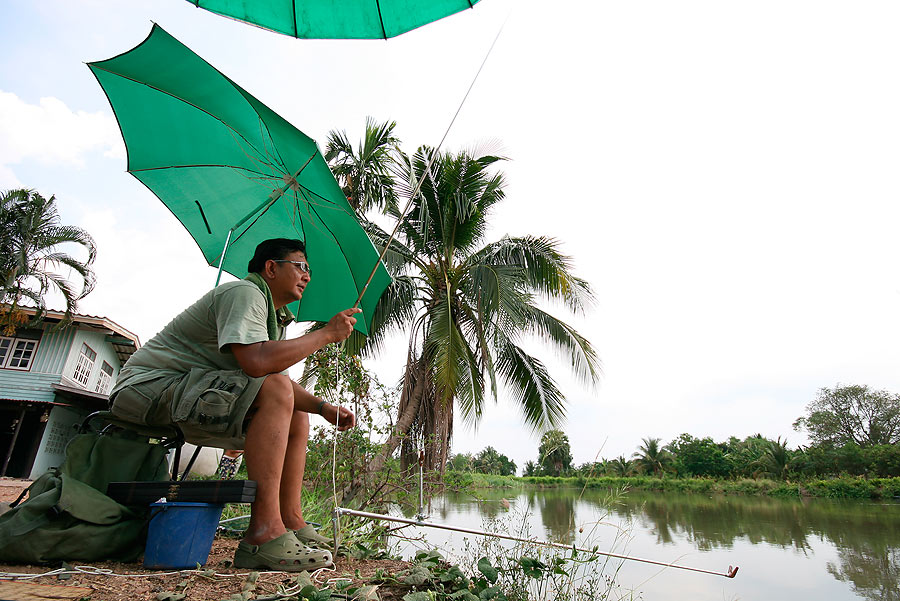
top-left (247, 238), bottom-right (307, 273)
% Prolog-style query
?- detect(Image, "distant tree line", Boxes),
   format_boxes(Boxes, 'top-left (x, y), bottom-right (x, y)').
top-left (447, 384), bottom-right (900, 481)
top-left (573, 384), bottom-right (900, 480)
top-left (571, 434), bottom-right (900, 481)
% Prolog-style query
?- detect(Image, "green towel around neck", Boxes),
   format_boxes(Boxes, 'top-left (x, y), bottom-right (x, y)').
top-left (244, 272), bottom-right (296, 341)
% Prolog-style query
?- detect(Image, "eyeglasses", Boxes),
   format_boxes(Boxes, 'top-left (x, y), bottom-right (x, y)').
top-left (272, 259), bottom-right (311, 274)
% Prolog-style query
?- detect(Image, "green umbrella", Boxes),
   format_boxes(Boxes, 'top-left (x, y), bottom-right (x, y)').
top-left (187, 0), bottom-right (482, 39)
top-left (87, 24), bottom-right (391, 335)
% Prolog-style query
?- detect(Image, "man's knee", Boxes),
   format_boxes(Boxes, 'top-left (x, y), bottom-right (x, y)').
top-left (254, 374), bottom-right (294, 414)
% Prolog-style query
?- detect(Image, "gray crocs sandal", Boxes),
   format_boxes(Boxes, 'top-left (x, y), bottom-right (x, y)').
top-left (233, 531), bottom-right (332, 571)
top-left (295, 524), bottom-right (331, 547)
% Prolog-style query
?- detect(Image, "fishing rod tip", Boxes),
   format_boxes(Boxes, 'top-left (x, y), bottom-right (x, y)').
top-left (727, 565), bottom-right (739, 578)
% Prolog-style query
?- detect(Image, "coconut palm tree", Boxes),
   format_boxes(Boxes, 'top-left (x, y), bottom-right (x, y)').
top-left (0, 189), bottom-right (96, 333)
top-left (608, 456), bottom-right (632, 477)
top-left (359, 146), bottom-right (600, 475)
top-left (325, 117), bottom-right (401, 216)
top-left (632, 437), bottom-right (673, 477)
top-left (752, 436), bottom-right (792, 480)
top-left (538, 429), bottom-right (573, 476)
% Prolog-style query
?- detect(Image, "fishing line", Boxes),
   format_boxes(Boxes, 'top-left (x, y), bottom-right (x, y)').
top-left (328, 2), bottom-right (515, 551)
top-left (350, 5), bottom-right (514, 311)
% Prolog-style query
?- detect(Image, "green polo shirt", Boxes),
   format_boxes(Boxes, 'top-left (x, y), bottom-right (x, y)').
top-left (115, 280), bottom-right (285, 389)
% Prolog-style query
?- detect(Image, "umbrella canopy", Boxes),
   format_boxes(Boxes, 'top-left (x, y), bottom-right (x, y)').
top-left (187, 0), bottom-right (482, 39)
top-left (88, 24), bottom-right (391, 335)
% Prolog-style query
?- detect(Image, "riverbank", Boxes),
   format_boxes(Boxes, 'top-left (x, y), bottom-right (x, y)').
top-left (450, 472), bottom-right (900, 499)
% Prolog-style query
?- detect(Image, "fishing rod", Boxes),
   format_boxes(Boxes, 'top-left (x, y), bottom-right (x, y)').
top-left (350, 7), bottom-right (512, 311)
top-left (329, 3), bottom-right (514, 547)
top-left (333, 507), bottom-right (739, 579)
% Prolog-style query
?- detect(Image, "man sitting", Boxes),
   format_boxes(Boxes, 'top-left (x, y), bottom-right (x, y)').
top-left (109, 238), bottom-right (358, 571)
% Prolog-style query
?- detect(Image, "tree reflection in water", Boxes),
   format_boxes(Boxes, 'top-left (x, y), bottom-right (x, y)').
top-left (828, 536), bottom-right (900, 600)
top-left (403, 486), bottom-right (899, 601)
top-left (584, 490), bottom-right (899, 600)
top-left (528, 489), bottom-right (577, 543)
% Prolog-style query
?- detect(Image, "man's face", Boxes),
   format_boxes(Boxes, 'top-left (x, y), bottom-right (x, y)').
top-left (267, 250), bottom-right (311, 306)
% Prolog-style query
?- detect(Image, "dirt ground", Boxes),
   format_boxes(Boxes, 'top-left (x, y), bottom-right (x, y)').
top-left (0, 478), bottom-right (29, 504)
top-left (0, 479), bottom-right (414, 601)
top-left (0, 538), bottom-right (414, 600)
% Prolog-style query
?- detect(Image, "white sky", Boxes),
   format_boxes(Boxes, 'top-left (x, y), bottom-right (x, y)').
top-left (3, 0), bottom-right (900, 471)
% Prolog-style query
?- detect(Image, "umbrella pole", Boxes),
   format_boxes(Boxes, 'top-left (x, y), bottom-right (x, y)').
top-left (214, 229), bottom-right (234, 287)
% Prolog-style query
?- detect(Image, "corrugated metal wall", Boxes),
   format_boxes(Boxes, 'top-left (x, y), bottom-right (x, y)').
top-left (0, 372), bottom-right (61, 403)
top-left (30, 325), bottom-right (76, 374)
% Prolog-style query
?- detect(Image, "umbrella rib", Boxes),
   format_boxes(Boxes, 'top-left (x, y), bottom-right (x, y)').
top-left (89, 63), bottom-right (273, 167)
top-left (252, 110), bottom-right (289, 175)
top-left (298, 188), bottom-right (360, 290)
top-left (129, 164), bottom-right (272, 177)
top-left (286, 188), bottom-right (308, 242)
top-left (231, 197), bottom-right (281, 246)
top-left (296, 185), bottom-right (354, 214)
top-left (375, 0), bottom-right (388, 39)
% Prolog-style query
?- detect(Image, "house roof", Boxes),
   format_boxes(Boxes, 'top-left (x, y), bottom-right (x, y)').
top-left (6, 306), bottom-right (142, 364)
top-left (51, 383), bottom-right (110, 410)
top-left (0, 384), bottom-right (109, 411)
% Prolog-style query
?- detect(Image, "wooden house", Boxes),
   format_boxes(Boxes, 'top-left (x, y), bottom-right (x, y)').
top-left (0, 308), bottom-right (140, 479)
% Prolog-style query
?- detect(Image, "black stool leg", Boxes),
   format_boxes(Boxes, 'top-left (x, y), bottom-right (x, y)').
top-left (179, 445), bottom-right (204, 481)
top-left (171, 444), bottom-right (183, 479)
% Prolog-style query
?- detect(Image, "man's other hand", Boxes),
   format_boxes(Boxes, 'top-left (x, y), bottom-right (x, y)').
top-left (324, 308), bottom-right (362, 343)
top-left (324, 403), bottom-right (356, 431)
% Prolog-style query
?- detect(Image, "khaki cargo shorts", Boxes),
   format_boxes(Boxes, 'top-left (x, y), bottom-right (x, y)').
top-left (108, 368), bottom-right (266, 449)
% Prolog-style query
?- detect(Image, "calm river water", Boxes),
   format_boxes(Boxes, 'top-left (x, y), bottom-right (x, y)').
top-left (388, 487), bottom-right (900, 600)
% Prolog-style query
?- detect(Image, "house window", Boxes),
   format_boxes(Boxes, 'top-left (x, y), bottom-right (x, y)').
top-left (0, 336), bottom-right (38, 371)
top-left (0, 338), bottom-right (11, 366)
top-left (73, 343), bottom-right (97, 387)
top-left (95, 361), bottom-right (114, 394)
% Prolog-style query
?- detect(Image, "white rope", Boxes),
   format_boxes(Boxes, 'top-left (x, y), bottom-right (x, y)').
top-left (0, 566), bottom-right (256, 580)
top-left (0, 564), bottom-right (336, 589)
top-left (330, 350), bottom-right (342, 513)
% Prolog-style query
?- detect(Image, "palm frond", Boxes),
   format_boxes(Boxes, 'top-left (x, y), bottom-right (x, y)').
top-left (520, 305), bottom-right (601, 386)
top-left (496, 340), bottom-right (567, 433)
top-left (472, 236), bottom-right (595, 313)
top-left (1, 189), bottom-right (96, 323)
top-left (424, 298), bottom-right (482, 411)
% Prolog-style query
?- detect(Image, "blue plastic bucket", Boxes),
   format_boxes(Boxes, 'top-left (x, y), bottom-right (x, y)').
top-left (143, 502), bottom-right (224, 569)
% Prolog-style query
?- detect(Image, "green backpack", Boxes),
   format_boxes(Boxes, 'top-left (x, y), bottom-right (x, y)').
top-left (0, 429), bottom-right (170, 564)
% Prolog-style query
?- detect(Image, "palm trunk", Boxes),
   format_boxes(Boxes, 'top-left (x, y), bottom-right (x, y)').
top-left (421, 397), bottom-right (453, 475)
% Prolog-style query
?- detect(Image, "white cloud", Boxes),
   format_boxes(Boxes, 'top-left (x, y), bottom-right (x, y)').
top-left (0, 90), bottom-right (124, 178)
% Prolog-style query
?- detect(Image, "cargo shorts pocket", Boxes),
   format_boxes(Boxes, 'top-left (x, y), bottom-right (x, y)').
top-left (109, 375), bottom-right (174, 425)
top-left (171, 368), bottom-right (248, 433)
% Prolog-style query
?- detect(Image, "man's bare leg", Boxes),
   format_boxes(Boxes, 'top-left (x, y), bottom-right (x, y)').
top-left (242, 374), bottom-right (293, 545)
top-left (279, 407), bottom-right (310, 530)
